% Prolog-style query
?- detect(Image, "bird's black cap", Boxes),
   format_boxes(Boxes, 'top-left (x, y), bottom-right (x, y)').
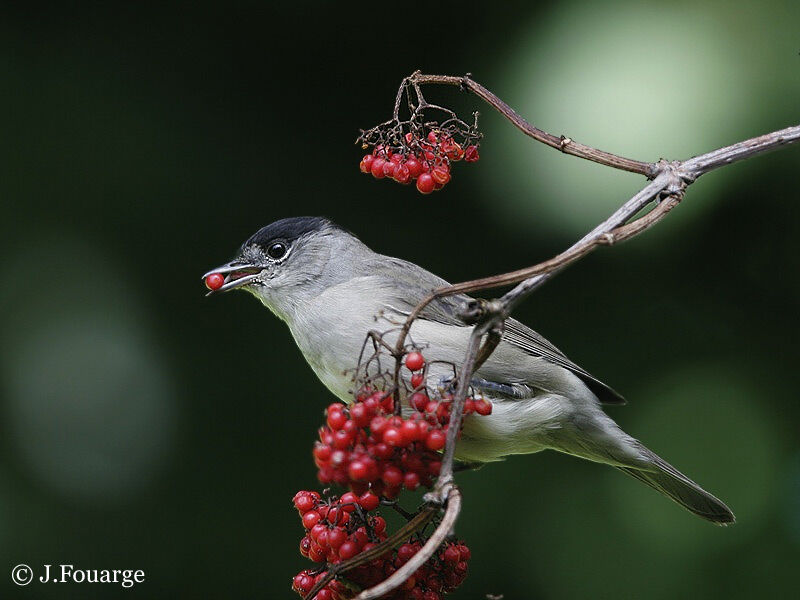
top-left (242, 216), bottom-right (341, 251)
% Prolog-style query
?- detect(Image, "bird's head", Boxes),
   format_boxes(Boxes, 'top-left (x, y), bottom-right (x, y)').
top-left (203, 216), bottom-right (362, 320)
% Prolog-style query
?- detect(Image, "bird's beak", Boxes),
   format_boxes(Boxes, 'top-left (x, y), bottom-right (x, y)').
top-left (202, 261), bottom-right (263, 296)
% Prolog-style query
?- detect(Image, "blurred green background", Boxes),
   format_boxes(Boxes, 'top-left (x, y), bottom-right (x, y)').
top-left (1, 1), bottom-right (798, 598)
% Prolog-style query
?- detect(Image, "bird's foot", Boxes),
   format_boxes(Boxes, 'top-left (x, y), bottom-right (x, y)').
top-left (424, 476), bottom-right (455, 506)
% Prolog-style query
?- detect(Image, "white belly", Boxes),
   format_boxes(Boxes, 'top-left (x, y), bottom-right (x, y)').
top-left (283, 288), bottom-right (574, 463)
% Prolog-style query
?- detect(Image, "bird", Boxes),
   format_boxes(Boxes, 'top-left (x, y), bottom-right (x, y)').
top-left (203, 216), bottom-right (734, 524)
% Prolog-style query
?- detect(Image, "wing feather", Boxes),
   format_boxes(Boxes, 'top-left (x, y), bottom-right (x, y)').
top-left (371, 256), bottom-right (625, 405)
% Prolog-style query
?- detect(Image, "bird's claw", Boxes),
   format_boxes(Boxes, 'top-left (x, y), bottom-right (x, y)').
top-left (423, 477), bottom-right (455, 506)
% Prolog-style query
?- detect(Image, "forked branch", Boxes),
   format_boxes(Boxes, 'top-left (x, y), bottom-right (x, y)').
top-left (359, 71), bottom-right (799, 600)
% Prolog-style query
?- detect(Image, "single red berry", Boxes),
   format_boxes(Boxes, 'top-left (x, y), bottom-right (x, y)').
top-left (406, 157), bottom-right (423, 178)
top-left (465, 145), bottom-right (480, 162)
top-left (313, 443), bottom-right (331, 462)
top-left (371, 158), bottom-right (386, 179)
top-left (400, 419), bottom-right (422, 442)
top-left (302, 511), bottom-right (321, 529)
top-left (371, 442), bottom-right (393, 459)
top-left (405, 352), bottom-right (425, 371)
top-left (382, 427), bottom-right (405, 447)
top-left (431, 165), bottom-right (451, 185)
top-left (205, 273), bottom-right (225, 291)
top-left (403, 471), bottom-right (420, 490)
top-left (338, 540), bottom-right (359, 560)
top-left (446, 142), bottom-right (464, 161)
top-left (349, 403), bottom-right (369, 427)
top-left (294, 494), bottom-right (316, 514)
top-left (382, 466), bottom-right (404, 487)
top-left (339, 491), bottom-right (359, 511)
top-left (411, 392), bottom-right (429, 411)
top-left (416, 172), bottom-right (435, 194)
top-left (410, 373), bottom-right (425, 388)
top-left (352, 529), bottom-right (369, 548)
top-left (382, 160), bottom-right (397, 178)
top-left (358, 491), bottom-right (380, 511)
top-left (443, 545), bottom-right (460, 564)
top-left (332, 429), bottom-right (352, 449)
top-left (316, 529), bottom-right (329, 548)
top-left (425, 429), bottom-right (447, 451)
top-left (398, 543), bottom-right (418, 563)
top-left (360, 154), bottom-right (374, 173)
top-left (328, 507), bottom-right (350, 526)
top-left (393, 163), bottom-right (411, 184)
top-left (370, 416), bottom-right (387, 435)
top-left (327, 528), bottom-right (346, 549)
top-left (348, 460), bottom-right (369, 481)
top-left (326, 410), bottom-right (348, 430)
top-left (372, 516), bottom-right (387, 533)
top-left (299, 536), bottom-right (312, 557)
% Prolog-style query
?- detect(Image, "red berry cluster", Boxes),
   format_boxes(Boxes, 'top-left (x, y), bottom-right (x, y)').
top-left (359, 131), bottom-right (479, 195)
top-left (292, 489), bottom-right (471, 600)
top-left (314, 352), bottom-right (492, 499)
top-left (293, 489), bottom-right (387, 570)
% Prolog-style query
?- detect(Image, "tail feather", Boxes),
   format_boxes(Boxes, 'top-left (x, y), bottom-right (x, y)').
top-left (616, 452), bottom-right (735, 525)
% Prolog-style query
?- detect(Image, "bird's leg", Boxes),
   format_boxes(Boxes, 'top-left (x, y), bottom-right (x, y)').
top-left (424, 475), bottom-right (457, 506)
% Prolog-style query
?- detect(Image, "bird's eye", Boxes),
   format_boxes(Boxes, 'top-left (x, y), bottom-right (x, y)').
top-left (267, 242), bottom-right (288, 260)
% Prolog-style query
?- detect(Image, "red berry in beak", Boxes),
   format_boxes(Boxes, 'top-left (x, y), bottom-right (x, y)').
top-left (205, 273), bottom-right (225, 291)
